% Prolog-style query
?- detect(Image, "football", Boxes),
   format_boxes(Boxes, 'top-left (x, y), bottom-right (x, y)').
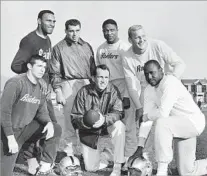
top-left (83, 109), bottom-right (100, 128)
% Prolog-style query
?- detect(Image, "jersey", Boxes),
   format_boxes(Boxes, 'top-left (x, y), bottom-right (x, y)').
top-left (11, 30), bottom-right (52, 74)
top-left (96, 39), bottom-right (130, 81)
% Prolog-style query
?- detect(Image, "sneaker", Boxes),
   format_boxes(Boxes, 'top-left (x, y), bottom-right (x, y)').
top-left (110, 163), bottom-right (121, 176)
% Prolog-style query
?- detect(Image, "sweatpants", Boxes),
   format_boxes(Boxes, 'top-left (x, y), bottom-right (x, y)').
top-left (1, 120), bottom-right (62, 176)
top-left (23, 98), bottom-right (57, 160)
top-left (111, 79), bottom-right (137, 157)
top-left (61, 79), bottom-right (89, 153)
top-left (81, 120), bottom-right (126, 171)
top-left (154, 115), bottom-right (207, 176)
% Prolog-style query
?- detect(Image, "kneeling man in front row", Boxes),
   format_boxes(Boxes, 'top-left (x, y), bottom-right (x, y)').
top-left (1, 55), bottom-right (62, 176)
top-left (71, 64), bottom-right (126, 176)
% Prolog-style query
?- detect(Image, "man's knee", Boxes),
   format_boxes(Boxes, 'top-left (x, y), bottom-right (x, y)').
top-left (52, 123), bottom-right (62, 137)
top-left (113, 120), bottom-right (126, 132)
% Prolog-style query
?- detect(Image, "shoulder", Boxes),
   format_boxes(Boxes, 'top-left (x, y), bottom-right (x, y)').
top-left (118, 40), bottom-right (130, 51)
top-left (4, 74), bottom-right (27, 89)
top-left (97, 42), bottom-right (107, 51)
top-left (53, 39), bottom-right (66, 48)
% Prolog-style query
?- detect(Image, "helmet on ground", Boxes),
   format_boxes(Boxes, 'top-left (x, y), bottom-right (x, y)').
top-left (128, 153), bottom-right (152, 176)
top-left (83, 109), bottom-right (100, 128)
top-left (59, 156), bottom-right (82, 176)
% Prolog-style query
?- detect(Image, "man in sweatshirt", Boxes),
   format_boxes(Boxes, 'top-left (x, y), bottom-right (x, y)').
top-left (96, 19), bottom-right (137, 166)
top-left (122, 24), bottom-right (186, 160)
top-left (10, 10), bottom-right (57, 174)
top-left (128, 60), bottom-right (207, 176)
top-left (1, 55), bottom-right (62, 176)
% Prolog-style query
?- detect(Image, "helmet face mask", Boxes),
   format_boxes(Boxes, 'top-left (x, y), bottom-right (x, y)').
top-left (59, 156), bottom-right (83, 176)
top-left (128, 155), bottom-right (152, 176)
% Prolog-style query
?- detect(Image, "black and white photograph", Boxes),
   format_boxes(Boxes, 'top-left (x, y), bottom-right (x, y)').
top-left (1, 1), bottom-right (207, 176)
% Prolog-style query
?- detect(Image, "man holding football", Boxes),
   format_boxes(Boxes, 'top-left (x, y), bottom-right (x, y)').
top-left (71, 64), bottom-right (126, 176)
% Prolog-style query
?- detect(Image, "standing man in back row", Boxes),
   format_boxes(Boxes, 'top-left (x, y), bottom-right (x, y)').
top-left (49, 19), bottom-right (96, 154)
top-left (96, 19), bottom-right (138, 171)
top-left (122, 25), bottom-right (186, 160)
top-left (11, 10), bottom-right (57, 174)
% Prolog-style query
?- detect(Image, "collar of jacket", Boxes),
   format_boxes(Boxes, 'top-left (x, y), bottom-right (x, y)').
top-left (64, 36), bottom-right (85, 46)
top-left (88, 83), bottom-right (111, 96)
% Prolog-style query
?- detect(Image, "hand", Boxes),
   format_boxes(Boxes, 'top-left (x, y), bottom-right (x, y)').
top-left (127, 146), bottom-right (144, 167)
top-left (56, 90), bottom-right (66, 106)
top-left (135, 108), bottom-right (143, 121)
top-left (7, 135), bottom-right (19, 154)
top-left (39, 78), bottom-right (49, 95)
top-left (93, 112), bottom-right (105, 128)
top-left (142, 114), bottom-right (149, 122)
top-left (42, 122), bottom-right (54, 140)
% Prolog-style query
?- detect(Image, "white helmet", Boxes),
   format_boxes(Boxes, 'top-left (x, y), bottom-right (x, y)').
top-left (128, 153), bottom-right (152, 176)
top-left (59, 156), bottom-right (82, 176)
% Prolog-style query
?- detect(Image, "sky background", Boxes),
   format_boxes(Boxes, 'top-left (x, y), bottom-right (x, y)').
top-left (1, 1), bottom-right (207, 90)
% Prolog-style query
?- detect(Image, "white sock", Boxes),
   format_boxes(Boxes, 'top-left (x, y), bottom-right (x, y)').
top-left (157, 162), bottom-right (168, 175)
top-left (27, 158), bottom-right (39, 174)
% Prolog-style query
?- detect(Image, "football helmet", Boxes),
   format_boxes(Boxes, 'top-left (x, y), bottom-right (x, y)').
top-left (59, 156), bottom-right (82, 176)
top-left (128, 153), bottom-right (152, 176)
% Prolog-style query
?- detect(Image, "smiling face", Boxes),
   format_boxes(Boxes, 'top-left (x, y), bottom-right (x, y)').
top-left (39, 13), bottom-right (56, 35)
top-left (94, 68), bottom-right (110, 91)
top-left (65, 25), bottom-right (81, 43)
top-left (103, 23), bottom-right (118, 44)
top-left (144, 62), bottom-right (163, 87)
top-left (129, 28), bottom-right (148, 52)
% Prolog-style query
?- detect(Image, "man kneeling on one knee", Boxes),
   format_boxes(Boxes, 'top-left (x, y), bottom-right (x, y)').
top-left (71, 64), bottom-right (126, 176)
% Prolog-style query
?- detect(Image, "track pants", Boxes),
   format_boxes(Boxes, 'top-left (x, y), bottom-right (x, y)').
top-left (61, 79), bottom-right (90, 153)
top-left (154, 115), bottom-right (207, 176)
top-left (81, 120), bottom-right (126, 171)
top-left (111, 79), bottom-right (137, 157)
top-left (1, 120), bottom-right (62, 176)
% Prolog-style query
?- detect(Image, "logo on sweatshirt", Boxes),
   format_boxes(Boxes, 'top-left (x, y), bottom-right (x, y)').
top-left (137, 65), bottom-right (144, 72)
top-left (20, 94), bottom-right (40, 104)
top-left (101, 53), bottom-right (119, 59)
top-left (39, 48), bottom-right (51, 60)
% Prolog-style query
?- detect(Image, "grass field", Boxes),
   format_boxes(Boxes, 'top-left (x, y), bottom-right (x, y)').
top-left (13, 109), bottom-right (207, 176)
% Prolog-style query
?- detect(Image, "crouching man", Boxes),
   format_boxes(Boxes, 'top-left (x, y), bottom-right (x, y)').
top-left (71, 64), bottom-right (126, 176)
top-left (1, 55), bottom-right (62, 176)
top-left (128, 60), bottom-right (207, 176)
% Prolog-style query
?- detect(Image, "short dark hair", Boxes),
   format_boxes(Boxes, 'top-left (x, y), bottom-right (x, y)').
top-left (95, 64), bottom-right (110, 76)
top-left (38, 10), bottom-right (54, 19)
top-left (65, 19), bottom-right (81, 30)
top-left (102, 19), bottom-right (118, 29)
top-left (29, 55), bottom-right (47, 66)
top-left (144, 60), bottom-right (161, 71)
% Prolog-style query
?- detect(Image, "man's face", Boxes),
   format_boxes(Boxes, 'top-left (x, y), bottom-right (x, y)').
top-left (94, 68), bottom-right (110, 91)
top-left (29, 60), bottom-right (46, 79)
top-left (144, 63), bottom-right (163, 87)
top-left (129, 28), bottom-right (148, 51)
top-left (65, 25), bottom-right (81, 43)
top-left (103, 24), bottom-right (118, 44)
top-left (40, 13), bottom-right (56, 34)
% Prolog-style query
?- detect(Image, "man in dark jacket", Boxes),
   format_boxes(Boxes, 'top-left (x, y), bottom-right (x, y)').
top-left (71, 64), bottom-right (125, 176)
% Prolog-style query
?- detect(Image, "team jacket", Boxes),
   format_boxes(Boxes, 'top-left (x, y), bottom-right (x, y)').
top-left (49, 37), bottom-right (96, 90)
top-left (71, 82), bottom-right (124, 149)
top-left (1, 74), bottom-right (51, 136)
